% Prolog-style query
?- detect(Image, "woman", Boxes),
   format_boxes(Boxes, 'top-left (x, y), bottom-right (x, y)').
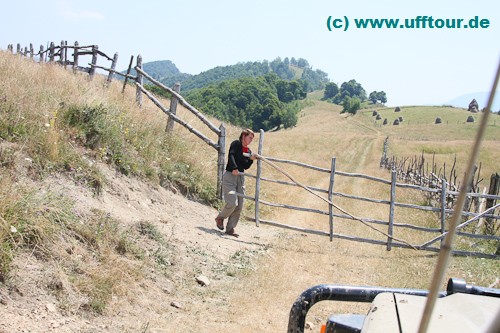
top-left (215, 129), bottom-right (257, 237)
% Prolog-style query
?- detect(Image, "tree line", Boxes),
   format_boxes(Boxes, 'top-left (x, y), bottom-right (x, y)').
top-left (323, 79), bottom-right (387, 114)
top-left (182, 73), bottom-right (307, 131)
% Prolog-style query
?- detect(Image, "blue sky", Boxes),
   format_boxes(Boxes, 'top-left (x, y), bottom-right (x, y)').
top-left (1, 0), bottom-right (499, 107)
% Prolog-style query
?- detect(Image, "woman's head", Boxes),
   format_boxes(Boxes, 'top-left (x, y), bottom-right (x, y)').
top-left (239, 128), bottom-right (255, 146)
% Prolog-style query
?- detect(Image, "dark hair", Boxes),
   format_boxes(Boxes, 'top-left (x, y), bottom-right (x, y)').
top-left (239, 128), bottom-right (255, 141)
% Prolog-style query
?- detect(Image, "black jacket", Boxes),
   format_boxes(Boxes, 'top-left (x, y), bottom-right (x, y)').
top-left (226, 140), bottom-right (253, 172)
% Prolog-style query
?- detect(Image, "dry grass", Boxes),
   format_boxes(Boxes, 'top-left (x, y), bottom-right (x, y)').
top-left (216, 97), bottom-right (499, 331)
top-left (1, 51), bottom-right (498, 332)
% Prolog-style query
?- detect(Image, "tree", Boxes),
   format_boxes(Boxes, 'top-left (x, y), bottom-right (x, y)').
top-left (377, 91), bottom-right (387, 104)
top-left (323, 82), bottom-right (339, 100)
top-left (369, 91), bottom-right (388, 104)
top-left (297, 58), bottom-right (309, 68)
top-left (340, 79), bottom-right (366, 101)
top-left (341, 96), bottom-right (361, 115)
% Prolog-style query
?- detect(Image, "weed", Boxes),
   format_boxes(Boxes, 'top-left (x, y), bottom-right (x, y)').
top-left (138, 221), bottom-right (164, 243)
top-left (0, 177), bottom-right (76, 281)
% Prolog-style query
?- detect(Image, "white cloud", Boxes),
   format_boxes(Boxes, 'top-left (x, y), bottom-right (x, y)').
top-left (57, 0), bottom-right (105, 21)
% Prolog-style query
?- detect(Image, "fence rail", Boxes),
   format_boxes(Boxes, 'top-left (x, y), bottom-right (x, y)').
top-left (245, 130), bottom-right (500, 259)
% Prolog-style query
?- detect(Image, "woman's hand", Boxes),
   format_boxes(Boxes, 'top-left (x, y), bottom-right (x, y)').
top-left (232, 169), bottom-right (239, 176)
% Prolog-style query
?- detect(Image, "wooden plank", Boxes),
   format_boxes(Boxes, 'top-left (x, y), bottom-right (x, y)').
top-left (106, 52), bottom-right (119, 84)
top-left (136, 83), bottom-right (219, 150)
top-left (328, 157), bottom-right (336, 241)
top-left (216, 124), bottom-right (226, 199)
top-left (73, 41), bottom-right (79, 73)
top-left (387, 170), bottom-right (396, 251)
top-left (135, 66), bottom-right (221, 134)
top-left (263, 156), bottom-right (330, 173)
top-left (255, 129), bottom-right (264, 227)
top-left (135, 55), bottom-right (143, 106)
top-left (166, 83), bottom-right (181, 132)
top-left (122, 55), bottom-right (134, 94)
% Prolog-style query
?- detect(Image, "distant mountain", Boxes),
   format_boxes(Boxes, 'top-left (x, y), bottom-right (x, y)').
top-left (445, 91), bottom-right (500, 112)
top-left (122, 60), bottom-right (192, 83)
top-left (129, 57), bottom-right (330, 94)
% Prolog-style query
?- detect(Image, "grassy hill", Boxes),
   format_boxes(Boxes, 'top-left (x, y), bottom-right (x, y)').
top-left (1, 51), bottom-right (499, 332)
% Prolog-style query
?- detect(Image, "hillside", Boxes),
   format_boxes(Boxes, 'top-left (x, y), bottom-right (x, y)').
top-left (135, 57), bottom-right (329, 93)
top-left (1, 51), bottom-right (499, 333)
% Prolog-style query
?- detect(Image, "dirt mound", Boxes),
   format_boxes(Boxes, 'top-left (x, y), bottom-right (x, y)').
top-left (0, 160), bottom-right (278, 333)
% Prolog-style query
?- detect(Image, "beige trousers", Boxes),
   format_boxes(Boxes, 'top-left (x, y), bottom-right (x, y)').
top-left (218, 171), bottom-right (245, 231)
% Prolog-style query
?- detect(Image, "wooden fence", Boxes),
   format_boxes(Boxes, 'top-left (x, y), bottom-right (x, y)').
top-left (238, 130), bottom-right (500, 259)
top-left (5, 41), bottom-right (227, 198)
top-left (6, 41), bottom-right (120, 83)
top-left (380, 136), bottom-right (499, 217)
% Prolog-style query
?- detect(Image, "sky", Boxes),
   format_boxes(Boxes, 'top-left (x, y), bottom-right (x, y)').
top-left (1, 0), bottom-right (499, 107)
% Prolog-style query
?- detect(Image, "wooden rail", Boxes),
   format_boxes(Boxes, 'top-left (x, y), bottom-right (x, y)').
top-left (246, 130), bottom-right (500, 259)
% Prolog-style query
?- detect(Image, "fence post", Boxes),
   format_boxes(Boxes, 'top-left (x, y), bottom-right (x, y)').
top-left (135, 54), bottom-right (143, 106)
top-left (106, 52), bottom-right (119, 85)
top-left (59, 40), bottom-right (65, 65)
top-left (89, 45), bottom-right (98, 80)
top-left (122, 55), bottom-right (134, 94)
top-left (73, 41), bottom-right (79, 73)
top-left (39, 45), bottom-right (44, 63)
top-left (440, 179), bottom-right (447, 248)
top-left (49, 42), bottom-right (55, 63)
top-left (29, 43), bottom-right (34, 60)
top-left (328, 157), bottom-right (337, 241)
top-left (217, 124), bottom-right (226, 200)
top-left (166, 83), bottom-right (181, 132)
top-left (255, 129), bottom-right (264, 227)
top-left (486, 173), bottom-right (500, 236)
top-left (16, 43), bottom-right (21, 56)
top-left (387, 169), bottom-right (396, 251)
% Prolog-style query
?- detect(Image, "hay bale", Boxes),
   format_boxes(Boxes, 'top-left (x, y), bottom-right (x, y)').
top-left (435, 117), bottom-right (442, 124)
top-left (468, 99), bottom-right (479, 112)
top-left (372, 110), bottom-right (378, 116)
top-left (394, 106), bottom-right (401, 112)
top-left (383, 118), bottom-right (388, 125)
top-left (466, 115), bottom-right (475, 123)
top-left (393, 119), bottom-right (400, 125)
top-left (376, 114), bottom-right (382, 120)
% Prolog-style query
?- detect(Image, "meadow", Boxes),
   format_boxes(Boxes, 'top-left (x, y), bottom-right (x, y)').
top-left (0, 51), bottom-right (498, 332)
